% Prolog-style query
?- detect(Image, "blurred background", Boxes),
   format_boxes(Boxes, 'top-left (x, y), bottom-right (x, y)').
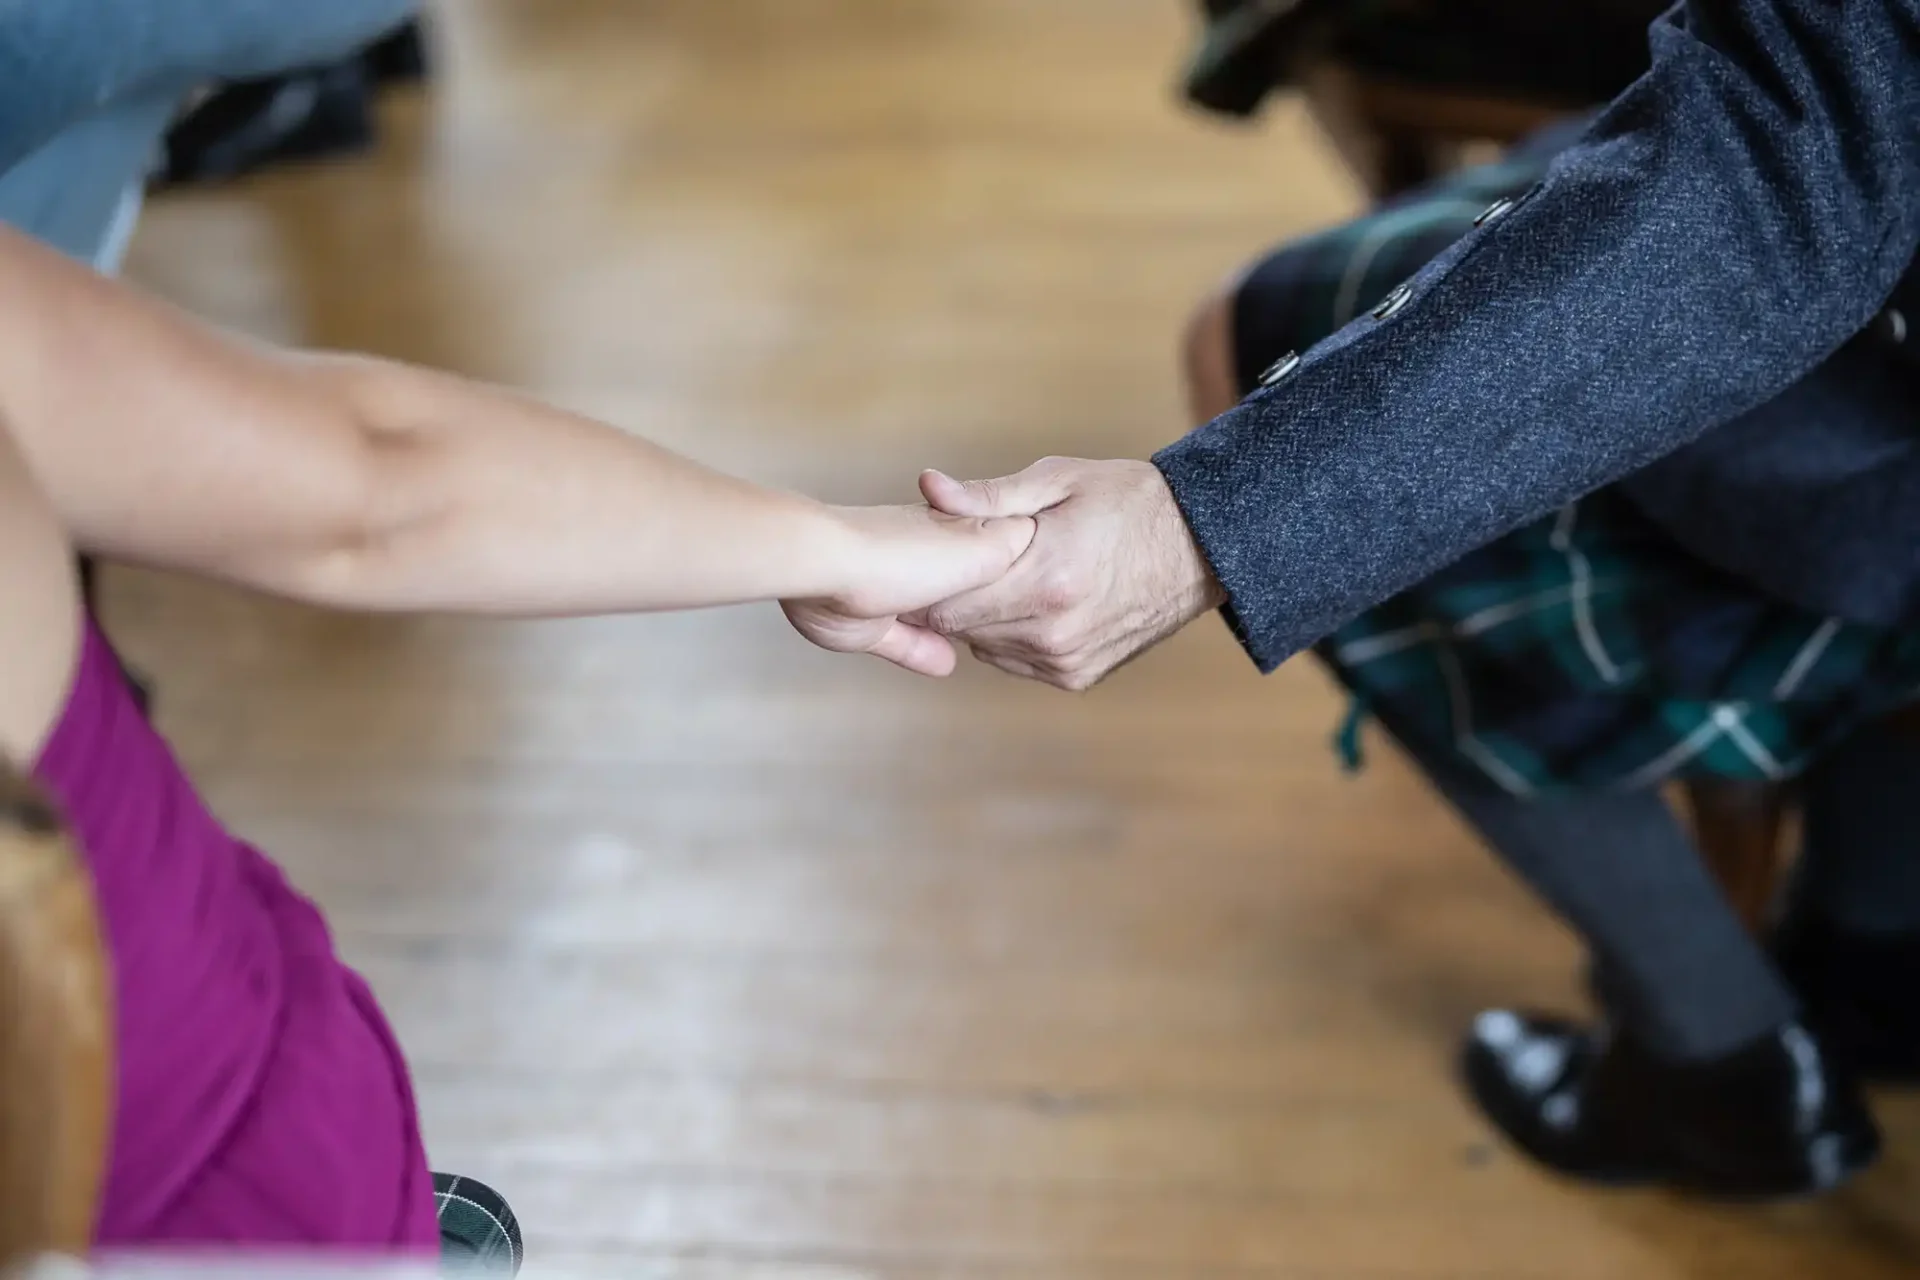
top-left (90, 1), bottom-right (1920, 1275)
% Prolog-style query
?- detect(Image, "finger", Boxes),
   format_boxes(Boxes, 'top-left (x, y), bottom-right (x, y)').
top-left (983, 514), bottom-right (1038, 565)
top-left (947, 619), bottom-right (1053, 658)
top-left (782, 602), bottom-right (896, 656)
top-left (935, 514), bottom-right (1039, 595)
top-left (895, 515), bottom-right (1037, 623)
top-left (920, 461), bottom-right (1074, 519)
top-left (923, 564), bottom-right (1044, 635)
top-left (865, 620), bottom-right (959, 677)
top-left (969, 644), bottom-right (1042, 682)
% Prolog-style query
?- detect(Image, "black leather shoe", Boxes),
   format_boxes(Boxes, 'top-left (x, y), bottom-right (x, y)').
top-left (1460, 1009), bottom-right (1880, 1198)
top-left (1774, 910), bottom-right (1920, 1084)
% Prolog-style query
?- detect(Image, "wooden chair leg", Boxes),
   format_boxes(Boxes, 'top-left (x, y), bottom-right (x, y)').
top-left (0, 760), bottom-right (112, 1268)
top-left (1680, 778), bottom-right (1791, 933)
top-left (1372, 126), bottom-right (1443, 200)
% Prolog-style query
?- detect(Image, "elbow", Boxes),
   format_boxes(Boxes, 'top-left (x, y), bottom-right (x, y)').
top-left (1617, 0), bottom-right (1920, 333)
top-left (255, 358), bottom-right (446, 610)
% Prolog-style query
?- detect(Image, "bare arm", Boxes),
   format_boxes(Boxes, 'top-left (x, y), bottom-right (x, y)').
top-left (0, 225), bottom-right (1029, 672)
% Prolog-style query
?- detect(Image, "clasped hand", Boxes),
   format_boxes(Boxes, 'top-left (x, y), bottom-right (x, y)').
top-left (784, 458), bottom-right (1223, 688)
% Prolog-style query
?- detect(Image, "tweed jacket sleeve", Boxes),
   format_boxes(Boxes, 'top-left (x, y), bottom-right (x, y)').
top-left (1155, 0), bottom-right (1920, 671)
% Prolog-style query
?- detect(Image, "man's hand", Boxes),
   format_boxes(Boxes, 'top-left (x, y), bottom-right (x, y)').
top-left (781, 505), bottom-right (1035, 678)
top-left (916, 458), bottom-right (1226, 690)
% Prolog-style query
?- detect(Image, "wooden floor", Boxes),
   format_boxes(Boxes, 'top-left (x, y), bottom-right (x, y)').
top-left (111, 1), bottom-right (1920, 1275)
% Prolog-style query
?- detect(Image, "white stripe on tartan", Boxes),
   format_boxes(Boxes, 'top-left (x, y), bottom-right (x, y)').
top-left (1454, 579), bottom-right (1629, 637)
top-left (1333, 620), bottom-right (1442, 665)
top-left (1772, 617), bottom-right (1843, 700)
top-left (1437, 643), bottom-right (1536, 796)
top-left (437, 1173), bottom-right (519, 1267)
top-left (1335, 580), bottom-right (1635, 667)
top-left (1330, 200), bottom-right (1487, 327)
top-left (437, 1191), bottom-right (519, 1267)
top-left (1613, 704), bottom-right (1740, 790)
top-left (1720, 706), bottom-right (1788, 780)
top-left (1549, 504), bottom-right (1624, 685)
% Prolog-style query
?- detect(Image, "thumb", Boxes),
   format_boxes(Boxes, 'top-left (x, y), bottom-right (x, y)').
top-left (984, 514), bottom-right (1038, 565)
top-left (931, 514), bottom-right (1037, 598)
top-left (936, 514), bottom-right (1044, 602)
top-left (920, 461), bottom-right (1073, 518)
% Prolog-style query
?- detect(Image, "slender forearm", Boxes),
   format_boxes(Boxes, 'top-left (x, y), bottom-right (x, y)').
top-left (0, 224), bottom-right (857, 615)
top-left (301, 355), bottom-right (857, 614)
top-left (0, 222), bottom-right (1031, 651)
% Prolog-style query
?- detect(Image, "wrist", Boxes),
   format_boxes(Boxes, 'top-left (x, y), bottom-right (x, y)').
top-left (788, 500), bottom-right (867, 603)
top-left (1177, 545), bottom-right (1229, 625)
top-left (1195, 564), bottom-right (1229, 614)
top-left (1147, 464), bottom-right (1228, 620)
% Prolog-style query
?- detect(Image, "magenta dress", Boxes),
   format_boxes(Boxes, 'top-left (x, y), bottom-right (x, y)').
top-left (31, 618), bottom-right (439, 1252)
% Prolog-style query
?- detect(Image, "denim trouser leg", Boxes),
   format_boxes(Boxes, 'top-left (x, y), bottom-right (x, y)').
top-left (0, 88), bottom-right (179, 269)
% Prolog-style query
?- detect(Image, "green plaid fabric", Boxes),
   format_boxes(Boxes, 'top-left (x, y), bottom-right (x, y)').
top-left (1322, 490), bottom-right (1920, 794)
top-left (434, 1172), bottom-right (523, 1275)
top-left (1234, 147), bottom-right (1920, 794)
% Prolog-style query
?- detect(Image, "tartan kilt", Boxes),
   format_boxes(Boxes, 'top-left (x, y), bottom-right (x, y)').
top-left (1232, 139), bottom-right (1920, 794)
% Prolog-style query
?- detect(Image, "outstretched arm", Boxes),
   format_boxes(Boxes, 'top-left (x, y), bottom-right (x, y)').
top-left (0, 224), bottom-right (1030, 675)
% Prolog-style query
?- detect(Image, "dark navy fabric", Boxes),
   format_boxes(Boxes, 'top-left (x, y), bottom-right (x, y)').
top-left (1621, 324), bottom-right (1920, 630)
top-left (1156, 0), bottom-right (1920, 671)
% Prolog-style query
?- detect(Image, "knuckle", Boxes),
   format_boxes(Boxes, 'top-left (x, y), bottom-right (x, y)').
top-left (1035, 618), bottom-right (1078, 657)
top-left (1045, 663), bottom-right (1094, 693)
top-left (1048, 651), bottom-right (1099, 692)
top-left (1035, 565), bottom-right (1080, 609)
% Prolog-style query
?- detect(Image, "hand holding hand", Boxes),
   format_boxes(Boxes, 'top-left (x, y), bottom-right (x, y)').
top-left (781, 505), bottom-right (1035, 677)
top-left (917, 457), bottom-right (1225, 690)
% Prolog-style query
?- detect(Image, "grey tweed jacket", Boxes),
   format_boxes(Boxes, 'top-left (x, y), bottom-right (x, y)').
top-left (1156, 0), bottom-right (1920, 672)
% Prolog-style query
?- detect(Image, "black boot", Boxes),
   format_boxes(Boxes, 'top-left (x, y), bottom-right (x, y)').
top-left (1774, 909), bottom-right (1920, 1084)
top-left (1460, 1009), bottom-right (1880, 1198)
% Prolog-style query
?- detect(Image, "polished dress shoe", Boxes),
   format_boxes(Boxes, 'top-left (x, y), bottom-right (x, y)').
top-left (1774, 910), bottom-right (1920, 1083)
top-left (1461, 1010), bottom-right (1880, 1197)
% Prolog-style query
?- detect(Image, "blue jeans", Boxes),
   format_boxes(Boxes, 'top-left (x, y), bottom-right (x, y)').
top-left (0, 92), bottom-right (172, 269)
top-left (0, 0), bottom-right (415, 268)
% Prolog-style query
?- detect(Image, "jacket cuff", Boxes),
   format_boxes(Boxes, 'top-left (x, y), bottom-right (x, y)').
top-left (1155, 434), bottom-right (1295, 674)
